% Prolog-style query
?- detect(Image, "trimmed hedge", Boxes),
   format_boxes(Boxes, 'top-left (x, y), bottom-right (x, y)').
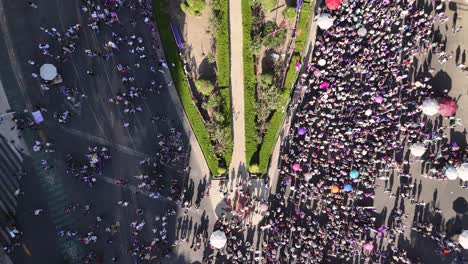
top-left (216, 0), bottom-right (230, 88)
top-left (215, 0), bottom-right (233, 167)
top-left (257, 1), bottom-right (314, 173)
top-left (242, 0), bottom-right (258, 167)
top-left (153, 0), bottom-right (219, 175)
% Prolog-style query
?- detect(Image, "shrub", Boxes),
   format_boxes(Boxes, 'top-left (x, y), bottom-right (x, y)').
top-left (217, 167), bottom-right (227, 175)
top-left (153, 0), bottom-right (219, 175)
top-left (258, 0), bottom-right (276, 11)
top-left (180, 0), bottom-right (206, 16)
top-left (262, 21), bottom-right (287, 49)
top-left (294, 1), bottom-right (312, 55)
top-left (283, 7), bottom-right (296, 20)
top-left (242, 0), bottom-right (258, 168)
top-left (210, 0), bottom-right (232, 168)
top-left (249, 164), bottom-right (260, 174)
top-left (195, 79), bottom-right (215, 96)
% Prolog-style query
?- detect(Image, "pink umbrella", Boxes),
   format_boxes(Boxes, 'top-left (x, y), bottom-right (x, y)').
top-left (363, 243), bottom-right (374, 251)
top-left (374, 95), bottom-right (384, 104)
top-left (292, 163), bottom-right (301, 171)
top-left (313, 70), bottom-right (321, 77)
top-left (438, 97), bottom-right (458, 117)
top-left (320, 81), bottom-right (330, 90)
top-left (326, 0), bottom-right (342, 10)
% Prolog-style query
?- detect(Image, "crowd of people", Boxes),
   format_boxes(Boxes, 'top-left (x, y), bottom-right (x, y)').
top-left (3, 0), bottom-right (203, 263)
top-left (262, 0), bottom-right (466, 263)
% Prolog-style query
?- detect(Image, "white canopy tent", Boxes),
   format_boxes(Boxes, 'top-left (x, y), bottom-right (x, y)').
top-left (409, 142), bottom-right (426, 157)
top-left (317, 13), bottom-right (335, 30)
top-left (420, 99), bottom-right (440, 116)
top-left (40, 63), bottom-right (58, 81)
top-left (210, 230), bottom-right (227, 249)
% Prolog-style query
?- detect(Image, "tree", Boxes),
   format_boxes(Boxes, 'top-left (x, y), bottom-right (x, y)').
top-left (196, 79), bottom-right (214, 96)
top-left (262, 21), bottom-right (286, 49)
top-left (282, 7), bottom-right (296, 20)
top-left (180, 0), bottom-right (206, 16)
top-left (259, 72), bottom-right (274, 87)
top-left (258, 0), bottom-right (276, 11)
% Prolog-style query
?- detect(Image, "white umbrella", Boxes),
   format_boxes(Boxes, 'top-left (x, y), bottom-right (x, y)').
top-left (459, 230), bottom-right (468, 249)
top-left (420, 99), bottom-right (440, 116)
top-left (317, 13), bottom-right (334, 30)
top-left (40, 64), bottom-right (57, 81)
top-left (304, 172), bottom-right (313, 181)
top-left (210, 230), bottom-right (227, 249)
top-left (357, 27), bottom-right (367, 36)
top-left (445, 166), bottom-right (458, 180)
top-left (457, 163), bottom-right (468, 181)
top-left (318, 59), bottom-right (326, 66)
top-left (409, 142), bottom-right (426, 157)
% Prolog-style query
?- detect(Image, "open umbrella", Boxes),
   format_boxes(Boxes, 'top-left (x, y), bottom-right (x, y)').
top-left (459, 230), bottom-right (468, 249)
top-left (374, 95), bottom-right (384, 104)
top-left (457, 163), bottom-right (468, 181)
top-left (210, 230), bottom-right (227, 249)
top-left (320, 81), bottom-right (330, 90)
top-left (363, 243), bottom-right (374, 251)
top-left (409, 142), bottom-right (426, 157)
top-left (326, 0), bottom-right (342, 10)
top-left (40, 63), bottom-right (58, 81)
top-left (298, 127), bottom-right (306, 135)
top-left (343, 184), bottom-right (353, 192)
top-left (304, 172), bottom-right (313, 181)
top-left (330, 185), bottom-right (339, 193)
top-left (445, 166), bottom-right (458, 180)
top-left (317, 13), bottom-right (335, 30)
top-left (292, 163), bottom-right (301, 171)
top-left (318, 59), bottom-right (326, 66)
top-left (420, 99), bottom-right (440, 116)
top-left (438, 97), bottom-right (458, 117)
top-left (349, 169), bottom-right (359, 179)
top-left (357, 27), bottom-right (367, 36)
top-left (313, 69), bottom-right (321, 77)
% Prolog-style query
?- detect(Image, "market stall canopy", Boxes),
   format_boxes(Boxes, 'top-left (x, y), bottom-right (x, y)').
top-left (457, 163), bottom-right (468, 181)
top-left (438, 97), bottom-right (458, 117)
top-left (326, 0), bottom-right (342, 10)
top-left (317, 13), bottom-right (335, 30)
top-left (40, 63), bottom-right (57, 81)
top-left (420, 99), bottom-right (440, 116)
top-left (445, 166), bottom-right (458, 180)
top-left (459, 230), bottom-right (468, 249)
top-left (210, 230), bottom-right (227, 249)
top-left (409, 142), bottom-right (426, 157)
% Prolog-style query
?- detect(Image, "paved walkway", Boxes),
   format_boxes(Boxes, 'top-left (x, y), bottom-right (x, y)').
top-left (208, 0), bottom-right (247, 212)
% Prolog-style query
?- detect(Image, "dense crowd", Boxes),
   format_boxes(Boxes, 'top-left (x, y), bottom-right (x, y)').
top-left (4, 0), bottom-right (199, 262)
top-left (262, 0), bottom-right (466, 263)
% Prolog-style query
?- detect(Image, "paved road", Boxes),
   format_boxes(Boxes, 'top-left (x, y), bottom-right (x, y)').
top-left (0, 0), bottom-right (214, 263)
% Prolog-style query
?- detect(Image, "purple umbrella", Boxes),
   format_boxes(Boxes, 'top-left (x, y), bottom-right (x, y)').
top-left (374, 95), bottom-right (384, 104)
top-left (298, 127), bottom-right (306, 135)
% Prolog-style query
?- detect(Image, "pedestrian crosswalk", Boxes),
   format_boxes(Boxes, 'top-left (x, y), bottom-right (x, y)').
top-left (0, 136), bottom-right (22, 245)
top-left (30, 152), bottom-right (83, 263)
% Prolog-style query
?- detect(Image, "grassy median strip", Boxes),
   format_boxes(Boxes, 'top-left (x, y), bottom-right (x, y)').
top-left (216, 0), bottom-right (233, 167)
top-left (242, 0), bottom-right (258, 167)
top-left (257, 1), bottom-right (314, 173)
top-left (153, 0), bottom-right (219, 175)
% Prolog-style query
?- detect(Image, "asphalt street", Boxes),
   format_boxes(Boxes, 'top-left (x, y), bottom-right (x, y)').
top-left (0, 0), bottom-right (215, 263)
